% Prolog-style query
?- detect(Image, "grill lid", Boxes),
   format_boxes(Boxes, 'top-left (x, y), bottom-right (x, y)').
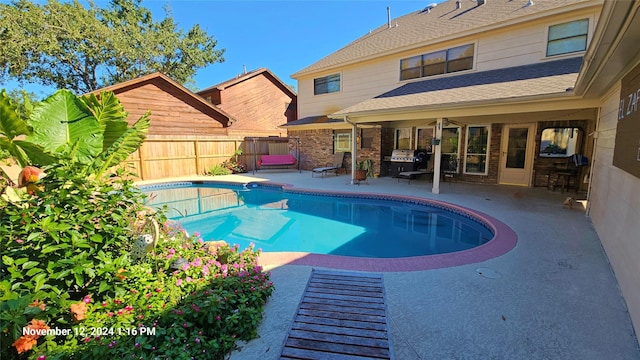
top-left (391, 149), bottom-right (416, 162)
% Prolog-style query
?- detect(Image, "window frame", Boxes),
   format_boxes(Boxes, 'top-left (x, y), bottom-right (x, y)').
top-left (546, 18), bottom-right (589, 57)
top-left (463, 125), bottom-right (491, 175)
top-left (333, 130), bottom-right (352, 152)
top-left (399, 44), bottom-right (475, 81)
top-left (441, 126), bottom-right (461, 173)
top-left (416, 127), bottom-right (435, 153)
top-left (314, 73), bottom-right (341, 95)
top-left (394, 128), bottom-right (413, 149)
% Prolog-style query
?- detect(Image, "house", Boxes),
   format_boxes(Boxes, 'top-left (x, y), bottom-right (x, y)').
top-left (197, 68), bottom-right (297, 136)
top-left (287, 0), bottom-right (640, 336)
top-left (90, 72), bottom-right (235, 136)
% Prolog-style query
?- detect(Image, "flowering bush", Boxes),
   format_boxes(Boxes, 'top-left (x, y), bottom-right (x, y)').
top-left (206, 148), bottom-right (247, 175)
top-left (1, 164), bottom-right (274, 359)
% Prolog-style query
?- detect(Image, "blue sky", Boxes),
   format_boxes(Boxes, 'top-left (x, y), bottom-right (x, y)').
top-left (2, 0), bottom-right (445, 97)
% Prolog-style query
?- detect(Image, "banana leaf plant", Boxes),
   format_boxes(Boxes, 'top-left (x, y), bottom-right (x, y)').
top-left (0, 89), bottom-right (150, 178)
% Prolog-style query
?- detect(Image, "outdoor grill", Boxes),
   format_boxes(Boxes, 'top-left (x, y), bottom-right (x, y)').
top-left (390, 149), bottom-right (417, 163)
top-left (389, 149), bottom-right (430, 176)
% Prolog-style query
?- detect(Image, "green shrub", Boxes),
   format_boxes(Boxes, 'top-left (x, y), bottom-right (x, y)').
top-left (0, 164), bottom-right (274, 359)
top-left (206, 164), bottom-right (232, 176)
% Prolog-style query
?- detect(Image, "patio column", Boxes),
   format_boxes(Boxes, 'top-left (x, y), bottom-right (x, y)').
top-left (348, 117), bottom-right (358, 185)
top-left (432, 118), bottom-right (444, 194)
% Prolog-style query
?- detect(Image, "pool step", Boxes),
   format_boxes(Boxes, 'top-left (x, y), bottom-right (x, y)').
top-left (280, 269), bottom-right (394, 360)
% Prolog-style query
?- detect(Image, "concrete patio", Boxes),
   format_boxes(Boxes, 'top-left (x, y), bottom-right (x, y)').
top-left (151, 171), bottom-right (639, 359)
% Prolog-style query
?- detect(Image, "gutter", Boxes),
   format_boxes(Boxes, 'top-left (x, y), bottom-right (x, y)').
top-left (343, 116), bottom-right (359, 185)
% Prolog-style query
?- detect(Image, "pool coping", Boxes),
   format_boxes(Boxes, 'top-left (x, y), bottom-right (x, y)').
top-left (139, 179), bottom-right (518, 272)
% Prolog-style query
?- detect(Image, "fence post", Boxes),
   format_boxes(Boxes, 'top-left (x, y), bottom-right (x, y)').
top-left (138, 144), bottom-right (147, 180)
top-left (194, 140), bottom-right (201, 175)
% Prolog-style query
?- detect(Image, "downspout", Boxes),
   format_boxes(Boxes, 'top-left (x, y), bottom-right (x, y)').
top-left (585, 107), bottom-right (601, 217)
top-left (432, 118), bottom-right (444, 194)
top-left (344, 116), bottom-right (358, 185)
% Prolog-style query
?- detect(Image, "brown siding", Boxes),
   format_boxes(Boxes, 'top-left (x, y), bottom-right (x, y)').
top-left (215, 74), bottom-right (297, 132)
top-left (114, 81), bottom-right (226, 136)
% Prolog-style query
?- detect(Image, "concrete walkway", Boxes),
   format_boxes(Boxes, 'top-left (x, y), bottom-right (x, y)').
top-left (143, 171), bottom-right (639, 359)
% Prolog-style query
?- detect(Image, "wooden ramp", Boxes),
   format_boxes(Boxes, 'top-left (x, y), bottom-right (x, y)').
top-left (280, 269), bottom-right (394, 359)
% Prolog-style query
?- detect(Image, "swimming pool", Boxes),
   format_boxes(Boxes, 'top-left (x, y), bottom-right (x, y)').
top-left (141, 181), bottom-right (515, 267)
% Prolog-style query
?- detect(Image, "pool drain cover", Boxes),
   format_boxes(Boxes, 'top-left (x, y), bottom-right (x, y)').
top-left (476, 267), bottom-right (501, 279)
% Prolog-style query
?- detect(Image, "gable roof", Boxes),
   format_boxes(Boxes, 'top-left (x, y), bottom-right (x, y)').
top-left (293, 0), bottom-right (599, 77)
top-left (332, 57), bottom-right (583, 116)
top-left (198, 68), bottom-right (296, 98)
top-left (88, 72), bottom-right (236, 127)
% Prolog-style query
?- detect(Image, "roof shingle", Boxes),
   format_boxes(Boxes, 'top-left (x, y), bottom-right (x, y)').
top-left (333, 57), bottom-right (583, 115)
top-left (293, 0), bottom-right (595, 77)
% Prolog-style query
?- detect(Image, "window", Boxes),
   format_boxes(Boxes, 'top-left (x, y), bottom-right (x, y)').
top-left (547, 19), bottom-right (589, 57)
top-left (464, 125), bottom-right (490, 175)
top-left (416, 127), bottom-right (434, 153)
top-left (400, 44), bottom-right (474, 81)
top-left (400, 55), bottom-right (422, 80)
top-left (395, 128), bottom-right (412, 149)
top-left (314, 73), bottom-right (341, 95)
top-left (360, 128), bottom-right (375, 149)
top-left (539, 127), bottom-right (582, 157)
top-left (442, 127), bottom-right (460, 173)
top-left (333, 130), bottom-right (352, 152)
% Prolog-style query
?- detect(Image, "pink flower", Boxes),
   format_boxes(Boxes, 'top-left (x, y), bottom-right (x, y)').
top-left (83, 295), bottom-right (91, 304)
top-left (194, 231), bottom-right (200, 237)
top-left (176, 279), bottom-right (182, 287)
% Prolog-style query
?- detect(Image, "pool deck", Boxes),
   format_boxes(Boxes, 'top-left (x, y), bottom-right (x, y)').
top-left (139, 172), bottom-right (640, 359)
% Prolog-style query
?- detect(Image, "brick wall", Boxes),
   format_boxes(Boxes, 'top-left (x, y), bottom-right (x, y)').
top-left (289, 128), bottom-right (386, 174)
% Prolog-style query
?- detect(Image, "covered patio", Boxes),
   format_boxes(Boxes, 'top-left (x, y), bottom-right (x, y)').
top-left (138, 171), bottom-right (640, 359)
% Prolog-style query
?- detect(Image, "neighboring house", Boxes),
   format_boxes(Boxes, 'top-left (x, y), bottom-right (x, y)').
top-left (197, 68), bottom-right (297, 136)
top-left (288, 0), bottom-right (640, 337)
top-left (88, 72), bottom-right (288, 179)
top-left (90, 72), bottom-right (235, 136)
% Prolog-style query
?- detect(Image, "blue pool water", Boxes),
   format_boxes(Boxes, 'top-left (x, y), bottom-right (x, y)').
top-left (143, 183), bottom-right (493, 258)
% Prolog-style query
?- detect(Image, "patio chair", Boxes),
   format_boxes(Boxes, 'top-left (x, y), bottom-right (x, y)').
top-left (312, 152), bottom-right (345, 177)
top-left (441, 155), bottom-right (458, 182)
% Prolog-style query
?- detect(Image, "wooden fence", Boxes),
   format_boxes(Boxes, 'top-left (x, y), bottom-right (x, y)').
top-left (125, 133), bottom-right (296, 180)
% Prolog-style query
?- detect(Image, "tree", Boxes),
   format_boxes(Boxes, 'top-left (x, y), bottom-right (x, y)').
top-left (0, 0), bottom-right (224, 94)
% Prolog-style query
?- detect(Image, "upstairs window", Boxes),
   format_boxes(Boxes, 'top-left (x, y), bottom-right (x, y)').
top-left (314, 73), bottom-right (341, 95)
top-left (547, 19), bottom-right (589, 57)
top-left (400, 44), bottom-right (474, 81)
